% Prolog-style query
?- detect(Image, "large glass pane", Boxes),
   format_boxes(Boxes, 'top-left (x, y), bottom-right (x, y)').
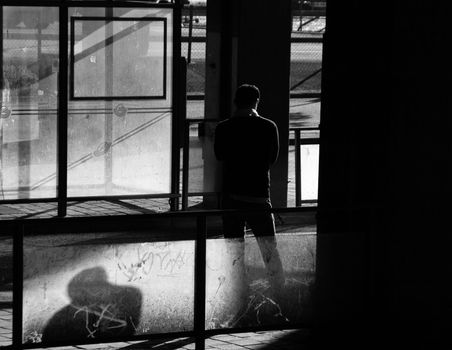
top-left (23, 228), bottom-right (195, 344)
top-left (67, 8), bottom-right (173, 197)
top-left (1, 7), bottom-right (59, 199)
top-left (205, 211), bottom-right (316, 329)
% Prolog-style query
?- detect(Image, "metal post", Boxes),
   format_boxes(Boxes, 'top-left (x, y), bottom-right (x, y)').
top-left (295, 129), bottom-right (302, 206)
top-left (104, 7), bottom-right (114, 194)
top-left (187, 5), bottom-right (193, 64)
top-left (12, 223), bottom-right (24, 348)
top-left (182, 120), bottom-right (189, 210)
top-left (299, 6), bottom-right (303, 31)
top-left (58, 4), bottom-right (68, 217)
top-left (194, 215), bottom-right (206, 350)
top-left (171, 1), bottom-right (183, 211)
top-left (174, 57), bottom-right (186, 210)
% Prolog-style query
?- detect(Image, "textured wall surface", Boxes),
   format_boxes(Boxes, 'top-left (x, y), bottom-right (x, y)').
top-left (23, 233), bottom-right (315, 344)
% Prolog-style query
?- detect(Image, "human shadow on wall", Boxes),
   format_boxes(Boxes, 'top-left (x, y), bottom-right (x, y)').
top-left (42, 267), bottom-right (142, 343)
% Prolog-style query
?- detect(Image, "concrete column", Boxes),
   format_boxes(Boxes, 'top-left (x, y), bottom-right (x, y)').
top-left (204, 0), bottom-right (291, 207)
top-left (235, 0), bottom-right (292, 207)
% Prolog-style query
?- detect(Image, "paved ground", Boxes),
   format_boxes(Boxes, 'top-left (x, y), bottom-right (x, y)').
top-left (0, 302), bottom-right (310, 349)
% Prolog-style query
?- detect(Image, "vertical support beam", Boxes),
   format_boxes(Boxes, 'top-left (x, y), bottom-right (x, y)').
top-left (12, 223), bottom-right (24, 348)
top-left (104, 6), bottom-right (114, 194)
top-left (171, 0), bottom-right (182, 211)
top-left (236, 0), bottom-right (292, 207)
top-left (187, 5), bottom-right (193, 64)
top-left (182, 120), bottom-right (189, 210)
top-left (294, 129), bottom-right (302, 206)
top-left (179, 57), bottom-right (187, 210)
top-left (194, 215), bottom-right (206, 350)
top-left (58, 3), bottom-right (68, 217)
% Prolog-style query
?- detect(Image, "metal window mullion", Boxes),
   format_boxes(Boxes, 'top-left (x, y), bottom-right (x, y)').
top-left (58, 3), bottom-right (68, 217)
top-left (182, 119), bottom-right (189, 210)
top-left (295, 129), bottom-right (302, 206)
top-left (171, 0), bottom-right (182, 211)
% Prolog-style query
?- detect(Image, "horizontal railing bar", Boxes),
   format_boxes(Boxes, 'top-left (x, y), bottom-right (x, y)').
top-left (67, 193), bottom-right (180, 201)
top-left (289, 127), bottom-right (320, 131)
top-left (291, 35), bottom-right (323, 43)
top-left (0, 207), bottom-right (317, 232)
top-left (0, 193), bottom-right (179, 205)
top-left (187, 93), bottom-right (322, 100)
top-left (289, 138), bottom-right (320, 145)
top-left (290, 92), bottom-right (322, 98)
top-left (186, 118), bottom-right (218, 123)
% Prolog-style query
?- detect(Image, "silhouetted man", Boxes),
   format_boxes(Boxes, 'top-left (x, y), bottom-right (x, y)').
top-left (214, 84), bottom-right (285, 306)
top-left (214, 84), bottom-right (279, 237)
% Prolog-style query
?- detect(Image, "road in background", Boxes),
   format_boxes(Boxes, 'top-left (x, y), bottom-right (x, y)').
top-left (187, 98), bottom-right (320, 128)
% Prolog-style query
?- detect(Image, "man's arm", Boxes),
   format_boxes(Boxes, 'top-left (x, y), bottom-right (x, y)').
top-left (269, 123), bottom-right (279, 166)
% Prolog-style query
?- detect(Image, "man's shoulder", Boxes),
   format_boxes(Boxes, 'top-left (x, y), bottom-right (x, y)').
top-left (257, 115), bottom-right (277, 127)
top-left (216, 116), bottom-right (277, 133)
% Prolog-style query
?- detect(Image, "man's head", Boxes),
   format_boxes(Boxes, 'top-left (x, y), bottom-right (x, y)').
top-left (234, 84), bottom-right (260, 109)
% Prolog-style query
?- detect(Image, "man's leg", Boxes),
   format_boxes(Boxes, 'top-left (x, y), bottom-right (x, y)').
top-left (221, 196), bottom-right (246, 239)
top-left (247, 204), bottom-right (285, 301)
top-left (220, 196), bottom-right (249, 326)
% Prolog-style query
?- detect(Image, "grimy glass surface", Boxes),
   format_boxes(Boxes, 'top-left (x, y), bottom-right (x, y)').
top-left (72, 18), bottom-right (165, 99)
top-left (23, 232), bottom-right (195, 344)
top-left (1, 7), bottom-right (59, 199)
top-left (67, 7), bottom-right (173, 196)
top-left (205, 213), bottom-right (316, 329)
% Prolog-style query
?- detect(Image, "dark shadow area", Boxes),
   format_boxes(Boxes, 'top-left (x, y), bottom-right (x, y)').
top-left (256, 329), bottom-right (312, 349)
top-left (41, 267), bottom-right (142, 344)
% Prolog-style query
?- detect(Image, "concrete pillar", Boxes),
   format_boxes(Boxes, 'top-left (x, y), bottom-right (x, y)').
top-left (204, 0), bottom-right (292, 207)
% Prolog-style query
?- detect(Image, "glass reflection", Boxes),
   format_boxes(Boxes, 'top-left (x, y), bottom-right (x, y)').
top-left (1, 7), bottom-right (59, 199)
top-left (206, 212), bottom-right (316, 329)
top-left (67, 7), bottom-right (173, 196)
top-left (23, 235), bottom-right (195, 344)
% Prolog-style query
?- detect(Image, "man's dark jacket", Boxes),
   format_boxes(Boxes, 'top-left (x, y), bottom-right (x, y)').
top-left (214, 115), bottom-right (279, 199)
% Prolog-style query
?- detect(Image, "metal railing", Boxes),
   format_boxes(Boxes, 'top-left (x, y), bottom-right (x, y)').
top-left (0, 205), bottom-right (315, 349)
top-left (181, 120), bottom-right (320, 210)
